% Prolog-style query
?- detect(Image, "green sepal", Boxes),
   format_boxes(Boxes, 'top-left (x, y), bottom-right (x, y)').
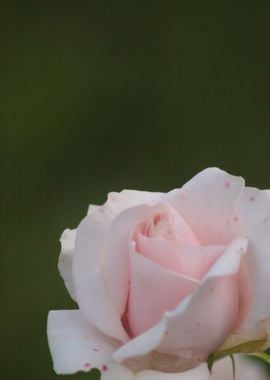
top-left (207, 337), bottom-right (267, 372)
top-left (247, 351), bottom-right (270, 364)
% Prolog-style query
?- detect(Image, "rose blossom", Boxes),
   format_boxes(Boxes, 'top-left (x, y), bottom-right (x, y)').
top-left (47, 168), bottom-right (270, 379)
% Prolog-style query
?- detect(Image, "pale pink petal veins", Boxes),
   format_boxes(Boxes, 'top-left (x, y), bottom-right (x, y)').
top-left (128, 241), bottom-right (198, 336)
top-left (58, 228), bottom-right (77, 301)
top-left (166, 167), bottom-right (245, 245)
top-left (114, 237), bottom-right (248, 371)
top-left (47, 310), bottom-right (118, 375)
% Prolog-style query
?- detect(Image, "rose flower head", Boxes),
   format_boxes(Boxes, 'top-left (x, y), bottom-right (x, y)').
top-left (47, 168), bottom-right (270, 379)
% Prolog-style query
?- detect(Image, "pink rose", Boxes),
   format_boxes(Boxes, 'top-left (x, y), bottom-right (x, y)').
top-left (47, 168), bottom-right (270, 379)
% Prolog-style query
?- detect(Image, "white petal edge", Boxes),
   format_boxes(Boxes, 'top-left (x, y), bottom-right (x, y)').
top-left (73, 215), bottom-right (128, 342)
top-left (47, 310), bottom-right (118, 374)
top-left (166, 167), bottom-right (245, 245)
top-left (92, 189), bottom-right (164, 223)
top-left (58, 229), bottom-right (77, 301)
top-left (87, 204), bottom-right (100, 215)
top-left (230, 187), bottom-right (270, 344)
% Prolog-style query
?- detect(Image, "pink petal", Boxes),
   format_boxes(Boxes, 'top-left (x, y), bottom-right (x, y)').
top-left (158, 275), bottom-right (241, 356)
top-left (73, 192), bottom-right (163, 342)
top-left (166, 168), bottom-right (244, 245)
top-left (47, 310), bottom-right (118, 374)
top-left (103, 203), bottom-right (182, 320)
top-left (103, 205), bottom-right (155, 318)
top-left (73, 214), bottom-right (128, 341)
top-left (226, 187), bottom-right (270, 345)
top-left (137, 234), bottom-right (224, 279)
top-left (128, 241), bottom-right (198, 336)
top-left (114, 237), bottom-right (248, 371)
top-left (143, 203), bottom-right (200, 245)
top-left (137, 235), bottom-right (184, 272)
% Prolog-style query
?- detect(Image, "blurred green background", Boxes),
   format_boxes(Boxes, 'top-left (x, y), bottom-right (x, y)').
top-left (2, 1), bottom-right (270, 379)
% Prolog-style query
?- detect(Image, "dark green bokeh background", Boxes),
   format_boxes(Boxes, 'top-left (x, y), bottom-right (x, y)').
top-left (2, 1), bottom-right (270, 379)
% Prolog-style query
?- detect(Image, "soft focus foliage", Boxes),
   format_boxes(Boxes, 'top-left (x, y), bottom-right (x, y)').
top-left (2, 1), bottom-right (270, 379)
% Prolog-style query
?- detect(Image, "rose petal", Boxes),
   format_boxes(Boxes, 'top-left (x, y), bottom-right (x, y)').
top-left (144, 203), bottom-right (200, 245)
top-left (158, 277), bottom-right (240, 355)
top-left (47, 310), bottom-right (118, 374)
top-left (152, 237), bottom-right (249, 356)
top-left (58, 228), bottom-right (77, 301)
top-left (101, 362), bottom-right (210, 380)
top-left (225, 187), bottom-right (270, 346)
top-left (92, 190), bottom-right (163, 223)
top-left (104, 203), bottom-right (176, 319)
top-left (137, 234), bottom-right (224, 279)
top-left (128, 241), bottom-right (198, 336)
top-left (175, 245), bottom-right (224, 279)
top-left (137, 235), bottom-right (184, 272)
top-left (73, 193), bottom-right (164, 342)
top-left (166, 168), bottom-right (244, 245)
top-left (73, 215), bottom-right (128, 341)
top-left (104, 206), bottom-right (153, 317)
top-left (114, 237), bottom-right (248, 372)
